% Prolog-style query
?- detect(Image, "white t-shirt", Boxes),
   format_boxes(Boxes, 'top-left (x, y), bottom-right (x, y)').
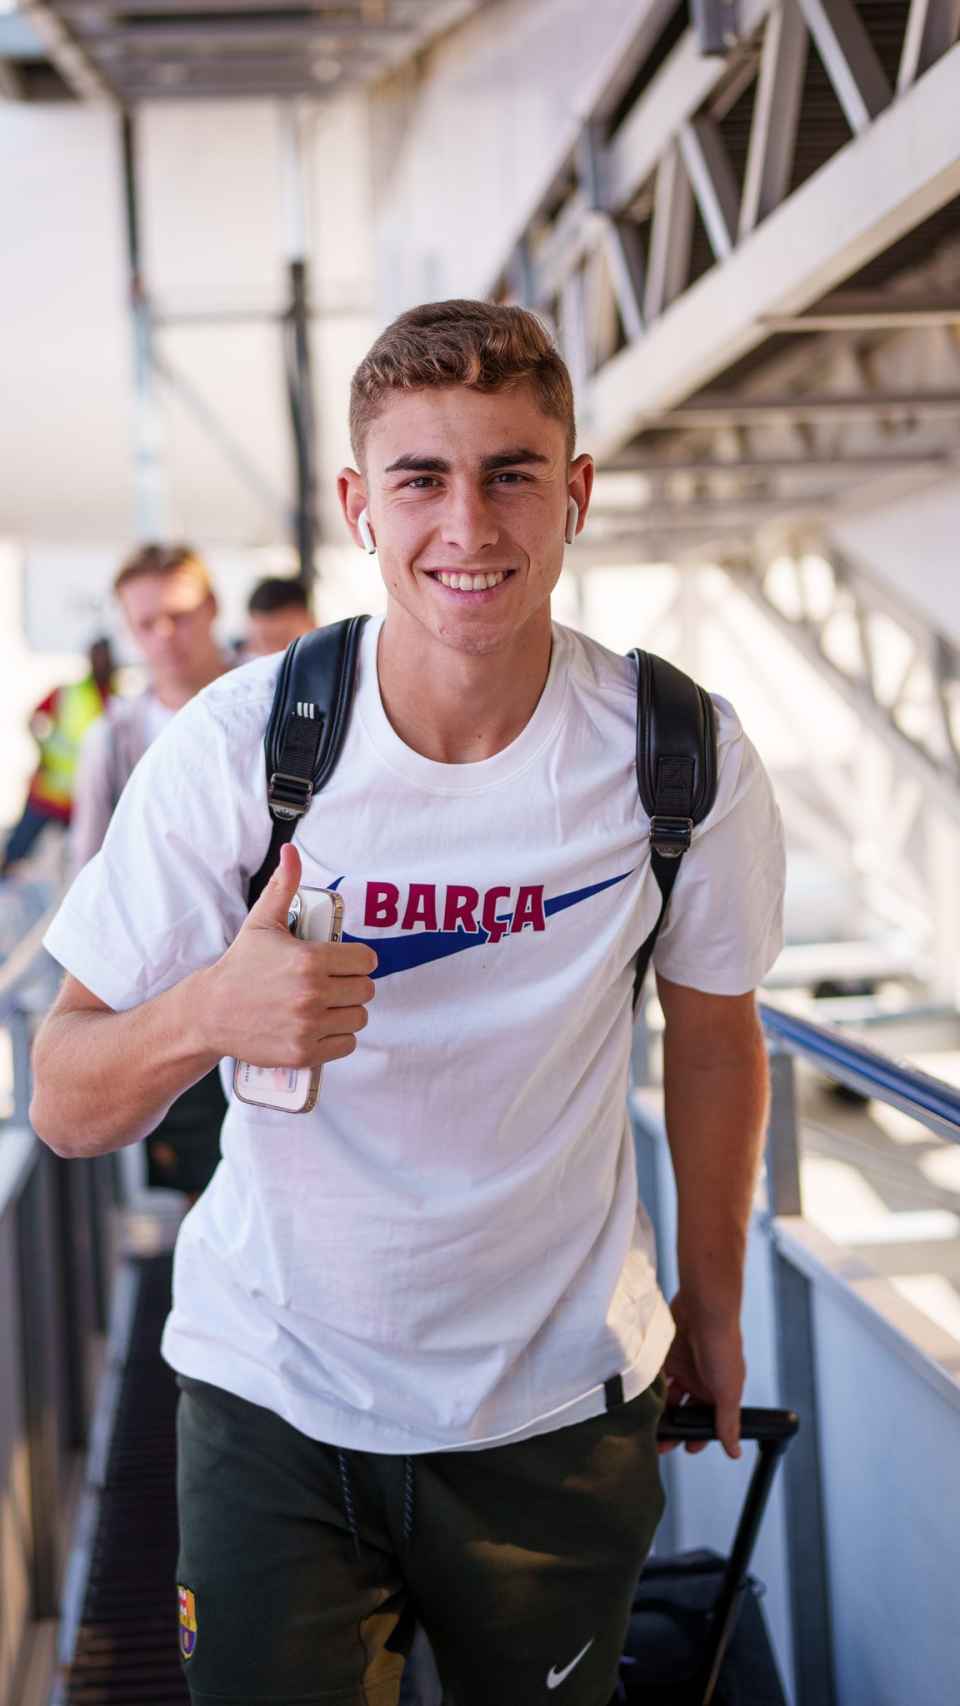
top-left (45, 618), bottom-right (785, 1454)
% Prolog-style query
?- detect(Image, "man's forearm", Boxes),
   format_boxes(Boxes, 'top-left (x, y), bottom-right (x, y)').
top-left (31, 969), bottom-right (221, 1158)
top-left (662, 1019), bottom-right (770, 1318)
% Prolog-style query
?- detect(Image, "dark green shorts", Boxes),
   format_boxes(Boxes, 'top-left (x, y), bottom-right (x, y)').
top-left (175, 1371), bottom-right (666, 1706)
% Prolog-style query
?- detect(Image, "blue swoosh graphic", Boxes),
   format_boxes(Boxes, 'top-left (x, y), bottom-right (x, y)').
top-left (342, 868), bottom-right (633, 979)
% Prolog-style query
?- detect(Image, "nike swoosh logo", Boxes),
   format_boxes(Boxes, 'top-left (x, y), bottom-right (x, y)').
top-left (547, 1638), bottom-right (595, 1689)
top-left (340, 870), bottom-right (633, 979)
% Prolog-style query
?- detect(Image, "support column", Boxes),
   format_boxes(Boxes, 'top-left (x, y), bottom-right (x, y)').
top-left (120, 111), bottom-right (170, 540)
top-left (280, 104), bottom-right (318, 594)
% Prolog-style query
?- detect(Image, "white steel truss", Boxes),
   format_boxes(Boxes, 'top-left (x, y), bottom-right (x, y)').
top-left (729, 549), bottom-right (960, 807)
top-left (494, 1), bottom-right (960, 468)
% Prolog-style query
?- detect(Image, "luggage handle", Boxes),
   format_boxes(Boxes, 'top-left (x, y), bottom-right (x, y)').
top-left (654, 1405), bottom-right (799, 1706)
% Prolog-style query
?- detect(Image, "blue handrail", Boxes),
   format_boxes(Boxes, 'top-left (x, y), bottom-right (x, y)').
top-left (759, 1000), bottom-right (960, 1140)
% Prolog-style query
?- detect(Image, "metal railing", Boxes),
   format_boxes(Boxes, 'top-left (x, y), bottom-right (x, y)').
top-left (633, 995), bottom-right (960, 1706)
top-left (0, 907), bottom-right (116, 1706)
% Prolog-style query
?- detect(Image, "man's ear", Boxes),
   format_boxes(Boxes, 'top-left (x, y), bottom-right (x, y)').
top-left (338, 467), bottom-right (370, 549)
top-left (569, 453), bottom-right (594, 527)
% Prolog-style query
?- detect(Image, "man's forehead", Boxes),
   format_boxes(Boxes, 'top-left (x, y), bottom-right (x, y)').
top-left (121, 568), bottom-right (209, 614)
top-left (367, 384), bottom-right (565, 467)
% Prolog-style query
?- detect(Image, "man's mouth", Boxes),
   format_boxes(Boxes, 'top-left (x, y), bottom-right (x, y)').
top-left (424, 569), bottom-right (515, 594)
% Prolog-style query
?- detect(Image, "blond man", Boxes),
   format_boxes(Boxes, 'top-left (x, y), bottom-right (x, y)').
top-left (69, 542), bottom-right (230, 1196)
top-left (70, 544), bottom-right (228, 875)
top-left (34, 302), bottom-right (784, 1706)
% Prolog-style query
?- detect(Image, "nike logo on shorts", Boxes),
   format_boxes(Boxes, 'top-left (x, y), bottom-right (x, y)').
top-left (546, 1638), bottom-right (594, 1689)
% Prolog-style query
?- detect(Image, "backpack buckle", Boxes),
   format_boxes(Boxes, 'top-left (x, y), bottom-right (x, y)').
top-left (268, 770), bottom-right (313, 821)
top-left (650, 815), bottom-right (694, 858)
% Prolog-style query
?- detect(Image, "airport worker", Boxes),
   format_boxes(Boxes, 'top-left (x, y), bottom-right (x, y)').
top-left (1, 636), bottom-right (114, 876)
top-left (32, 299), bottom-right (785, 1706)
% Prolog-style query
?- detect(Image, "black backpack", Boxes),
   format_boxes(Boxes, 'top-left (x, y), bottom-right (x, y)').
top-left (248, 615), bottom-right (718, 999)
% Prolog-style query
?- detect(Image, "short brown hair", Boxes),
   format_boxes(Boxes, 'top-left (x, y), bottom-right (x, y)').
top-left (349, 300), bottom-right (575, 464)
top-left (114, 542), bottom-right (213, 599)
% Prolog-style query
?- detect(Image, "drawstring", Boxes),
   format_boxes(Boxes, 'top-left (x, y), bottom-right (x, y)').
top-left (336, 1448), bottom-right (362, 1561)
top-left (336, 1448), bottom-right (416, 1555)
top-left (402, 1455), bottom-right (415, 1544)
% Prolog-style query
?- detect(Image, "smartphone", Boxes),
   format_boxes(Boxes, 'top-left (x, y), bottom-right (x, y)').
top-left (233, 886), bottom-right (345, 1114)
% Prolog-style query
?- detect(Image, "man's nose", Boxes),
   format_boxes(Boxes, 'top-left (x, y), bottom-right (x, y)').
top-left (439, 489), bottom-right (500, 552)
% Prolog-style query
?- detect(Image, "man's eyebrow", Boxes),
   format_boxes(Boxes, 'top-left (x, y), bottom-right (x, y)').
top-left (480, 447), bottom-right (550, 472)
top-left (384, 453), bottom-right (450, 474)
top-left (383, 447), bottom-right (551, 475)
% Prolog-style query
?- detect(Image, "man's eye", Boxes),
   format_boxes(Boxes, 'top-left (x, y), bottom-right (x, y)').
top-left (491, 472), bottom-right (528, 485)
top-left (404, 476), bottom-right (439, 490)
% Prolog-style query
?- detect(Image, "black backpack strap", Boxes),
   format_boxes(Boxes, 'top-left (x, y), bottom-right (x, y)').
top-left (247, 614), bottom-right (369, 907)
top-left (628, 649), bottom-right (718, 1005)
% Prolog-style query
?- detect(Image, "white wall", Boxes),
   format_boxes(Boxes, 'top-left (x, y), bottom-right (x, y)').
top-left (369, 0), bottom-right (649, 316)
top-left (0, 94), bottom-right (375, 548)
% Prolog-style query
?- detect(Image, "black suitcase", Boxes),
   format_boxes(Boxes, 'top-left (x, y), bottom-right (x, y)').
top-left (618, 1405), bottom-right (799, 1706)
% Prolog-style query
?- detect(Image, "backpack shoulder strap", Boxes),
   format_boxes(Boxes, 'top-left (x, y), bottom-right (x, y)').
top-left (247, 614), bottom-right (369, 908)
top-left (628, 649), bottom-right (718, 1004)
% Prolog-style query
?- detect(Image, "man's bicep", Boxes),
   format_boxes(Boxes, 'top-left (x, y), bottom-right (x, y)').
top-left (655, 973), bottom-right (760, 1066)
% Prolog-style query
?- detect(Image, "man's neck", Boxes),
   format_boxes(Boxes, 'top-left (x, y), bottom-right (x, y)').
top-left (376, 607), bottom-right (553, 764)
top-left (152, 652), bottom-right (228, 712)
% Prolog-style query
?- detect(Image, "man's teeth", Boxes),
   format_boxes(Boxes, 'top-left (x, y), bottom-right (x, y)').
top-left (434, 571), bottom-right (507, 591)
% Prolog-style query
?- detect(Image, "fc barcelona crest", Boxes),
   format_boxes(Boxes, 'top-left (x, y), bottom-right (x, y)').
top-left (178, 1584), bottom-right (198, 1660)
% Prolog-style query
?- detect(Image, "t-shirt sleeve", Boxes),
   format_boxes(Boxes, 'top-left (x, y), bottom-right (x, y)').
top-left (651, 695), bottom-right (786, 996)
top-left (44, 685), bottom-right (272, 1012)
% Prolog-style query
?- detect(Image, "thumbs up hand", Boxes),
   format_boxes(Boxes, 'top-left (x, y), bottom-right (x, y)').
top-left (200, 844), bottom-right (377, 1070)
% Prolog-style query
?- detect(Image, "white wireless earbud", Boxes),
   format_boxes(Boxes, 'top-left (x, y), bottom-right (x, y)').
top-left (357, 507), bottom-right (377, 555)
top-left (565, 498), bottom-right (580, 545)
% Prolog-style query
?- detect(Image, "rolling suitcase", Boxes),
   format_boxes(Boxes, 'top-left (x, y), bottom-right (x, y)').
top-left (618, 1405), bottom-right (799, 1706)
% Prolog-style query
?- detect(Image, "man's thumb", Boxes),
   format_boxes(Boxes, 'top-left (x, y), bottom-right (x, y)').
top-left (248, 842), bottom-right (302, 927)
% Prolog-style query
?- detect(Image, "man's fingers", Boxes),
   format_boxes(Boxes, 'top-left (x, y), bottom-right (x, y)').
top-left (246, 843), bottom-right (302, 929)
top-left (321, 974), bottom-right (376, 1008)
top-left (716, 1397), bottom-right (742, 1460)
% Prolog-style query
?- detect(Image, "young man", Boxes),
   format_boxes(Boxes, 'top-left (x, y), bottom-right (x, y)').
top-left (70, 542), bottom-right (231, 1196)
top-left (244, 574), bottom-right (315, 658)
top-left (32, 300), bottom-right (785, 1706)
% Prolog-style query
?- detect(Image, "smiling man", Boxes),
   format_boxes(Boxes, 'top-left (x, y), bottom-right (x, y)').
top-left (31, 300), bottom-right (785, 1706)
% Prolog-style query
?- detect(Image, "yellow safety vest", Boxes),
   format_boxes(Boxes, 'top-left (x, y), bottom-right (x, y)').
top-left (30, 675), bottom-right (109, 813)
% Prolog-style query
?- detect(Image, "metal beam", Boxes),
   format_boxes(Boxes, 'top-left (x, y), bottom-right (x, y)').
top-left (20, 1), bottom-right (118, 100)
top-left (81, 18), bottom-right (410, 43)
top-left (581, 47), bottom-right (960, 458)
top-left (732, 562), bottom-right (960, 813)
top-left (761, 291), bottom-right (960, 330)
top-left (739, 0), bottom-right (808, 236)
top-left (897, 0), bottom-right (960, 90)
top-left (662, 392), bottom-right (960, 425)
top-left (794, 0), bottom-right (892, 132)
top-left (644, 142), bottom-right (694, 322)
top-left (603, 451), bottom-right (950, 476)
top-left (602, 216), bottom-right (646, 342)
top-left (603, 0), bottom-right (774, 215)
top-left (678, 114), bottom-right (739, 260)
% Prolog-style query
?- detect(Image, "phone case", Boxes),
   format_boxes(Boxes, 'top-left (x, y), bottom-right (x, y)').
top-left (233, 887), bottom-right (345, 1114)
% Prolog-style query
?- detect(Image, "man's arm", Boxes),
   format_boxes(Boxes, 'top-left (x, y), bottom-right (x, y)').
top-left (655, 971), bottom-right (770, 1459)
top-left (31, 845), bottom-right (376, 1158)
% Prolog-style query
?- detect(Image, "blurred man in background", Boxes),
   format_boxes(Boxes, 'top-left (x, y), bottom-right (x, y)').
top-left (71, 544), bottom-right (228, 874)
top-left (1, 636), bottom-right (115, 877)
top-left (244, 574), bottom-right (314, 657)
top-left (71, 541), bottom-right (231, 1198)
